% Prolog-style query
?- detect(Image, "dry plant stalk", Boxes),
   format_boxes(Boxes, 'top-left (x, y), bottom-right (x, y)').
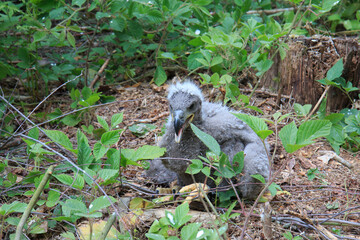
top-left (261, 202), bottom-right (273, 239)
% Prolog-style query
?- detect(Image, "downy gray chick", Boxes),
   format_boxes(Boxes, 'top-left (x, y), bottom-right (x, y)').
top-left (147, 82), bottom-right (270, 200)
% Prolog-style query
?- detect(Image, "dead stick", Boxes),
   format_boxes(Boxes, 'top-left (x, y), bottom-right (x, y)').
top-left (305, 85), bottom-right (330, 121)
top-left (98, 212), bottom-right (117, 240)
top-left (246, 7), bottom-right (297, 15)
top-left (15, 165), bottom-right (55, 240)
top-left (90, 58), bottom-right (111, 89)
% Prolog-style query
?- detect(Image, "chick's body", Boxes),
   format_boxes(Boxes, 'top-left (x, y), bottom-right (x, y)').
top-left (147, 82), bottom-right (270, 200)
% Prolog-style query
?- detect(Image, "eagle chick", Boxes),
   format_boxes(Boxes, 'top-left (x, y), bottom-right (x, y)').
top-left (147, 82), bottom-right (270, 200)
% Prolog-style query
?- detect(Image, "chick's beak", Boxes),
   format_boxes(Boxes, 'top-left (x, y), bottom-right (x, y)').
top-left (173, 110), bottom-right (194, 143)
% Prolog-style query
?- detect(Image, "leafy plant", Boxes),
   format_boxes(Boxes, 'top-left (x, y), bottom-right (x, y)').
top-left (283, 231), bottom-right (303, 240)
top-left (279, 120), bottom-right (332, 153)
top-left (314, 58), bottom-right (360, 153)
top-left (129, 123), bottom-right (157, 137)
top-left (58, 87), bottom-right (115, 127)
top-left (146, 202), bottom-right (227, 240)
top-left (55, 196), bottom-right (116, 223)
top-left (0, 201), bottom-right (27, 238)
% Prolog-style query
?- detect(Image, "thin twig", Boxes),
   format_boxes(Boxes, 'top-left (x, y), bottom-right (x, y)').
top-left (305, 85), bottom-right (330, 121)
top-left (90, 57), bottom-right (112, 89)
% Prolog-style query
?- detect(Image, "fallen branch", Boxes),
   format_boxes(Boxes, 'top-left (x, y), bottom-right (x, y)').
top-left (284, 210), bottom-right (338, 240)
top-left (317, 150), bottom-right (353, 169)
top-left (15, 165), bottom-right (55, 240)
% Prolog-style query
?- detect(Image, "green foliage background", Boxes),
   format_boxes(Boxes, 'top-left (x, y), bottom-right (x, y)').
top-left (1, 0), bottom-right (359, 93)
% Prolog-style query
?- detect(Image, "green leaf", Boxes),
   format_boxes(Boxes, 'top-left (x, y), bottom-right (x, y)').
top-left (293, 103), bottom-right (312, 116)
top-left (62, 199), bottom-right (87, 216)
top-left (279, 121), bottom-right (298, 153)
top-left (30, 224), bottom-right (47, 234)
top-left (83, 168), bottom-right (96, 185)
top-left (154, 65), bottom-right (167, 86)
top-left (33, 31), bottom-right (47, 42)
top-left (219, 153), bottom-right (235, 178)
top-left (307, 168), bottom-right (319, 180)
top-left (210, 56), bottom-right (223, 67)
top-left (321, 0), bottom-right (341, 12)
top-left (186, 159), bottom-right (203, 174)
top-left (210, 73), bottom-right (220, 86)
top-left (0, 201), bottom-right (27, 215)
top-left (233, 113), bottom-right (271, 140)
top-left (256, 130), bottom-right (273, 140)
top-left (97, 169), bottom-right (118, 181)
top-left (54, 174), bottom-right (84, 190)
top-left (174, 202), bottom-right (192, 228)
top-left (268, 182), bottom-right (282, 196)
top-left (97, 115), bottom-right (110, 131)
top-left (131, 145), bottom-right (166, 161)
top-left (46, 189), bottom-right (60, 207)
top-left (93, 142), bottom-right (108, 160)
top-left (106, 149), bottom-right (120, 170)
top-left (196, 57), bottom-right (210, 67)
top-left (128, 20), bottom-right (143, 38)
top-left (75, 212), bottom-right (102, 218)
top-left (181, 222), bottom-right (201, 240)
top-left (233, 113), bottom-right (267, 132)
top-left (187, 52), bottom-right (203, 70)
top-left (251, 174), bottom-right (266, 183)
top-left (296, 120), bottom-right (332, 145)
top-left (280, 120), bottom-right (332, 153)
top-left (44, 129), bottom-right (73, 151)
top-left (89, 196), bottom-right (115, 213)
top-left (232, 151), bottom-right (244, 174)
top-left (128, 123), bottom-right (156, 137)
top-left (61, 115), bottom-right (81, 127)
top-left (254, 59), bottom-right (273, 76)
top-left (81, 87), bottom-right (92, 99)
top-left (95, 12), bottom-right (111, 20)
top-left (145, 233), bottom-right (166, 240)
top-left (79, 94), bottom-right (100, 107)
top-left (245, 105), bottom-right (264, 114)
top-left (190, 123), bottom-right (221, 156)
top-left (72, 0), bottom-right (85, 7)
top-left (193, 0), bottom-right (212, 6)
top-left (147, 9), bottom-right (163, 23)
top-left (17, 47), bottom-right (31, 68)
top-left (283, 231), bottom-right (293, 240)
top-left (67, 31), bottom-right (76, 48)
top-left (5, 217), bottom-right (20, 226)
top-left (77, 130), bottom-right (93, 169)
top-left (326, 58), bottom-right (343, 81)
top-left (200, 49), bottom-right (211, 63)
top-left (28, 127), bottom-right (39, 140)
top-left (327, 123), bottom-right (345, 146)
top-left (201, 166), bottom-right (210, 176)
top-left (110, 17), bottom-right (125, 31)
top-left (101, 130), bottom-right (121, 145)
top-left (160, 52), bottom-right (176, 60)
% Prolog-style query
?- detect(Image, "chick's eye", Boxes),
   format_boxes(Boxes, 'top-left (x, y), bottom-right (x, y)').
top-left (189, 103), bottom-right (195, 111)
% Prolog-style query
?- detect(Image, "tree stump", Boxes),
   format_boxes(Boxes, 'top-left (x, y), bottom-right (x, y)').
top-left (262, 36), bottom-right (360, 111)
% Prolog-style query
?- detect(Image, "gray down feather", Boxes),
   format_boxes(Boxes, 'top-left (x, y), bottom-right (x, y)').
top-left (146, 82), bottom-right (270, 200)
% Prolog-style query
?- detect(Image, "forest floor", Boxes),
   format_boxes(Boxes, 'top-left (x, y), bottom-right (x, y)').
top-left (2, 80), bottom-right (360, 239)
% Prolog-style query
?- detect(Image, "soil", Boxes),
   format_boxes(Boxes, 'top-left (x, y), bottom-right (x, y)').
top-left (1, 80), bottom-right (359, 239)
